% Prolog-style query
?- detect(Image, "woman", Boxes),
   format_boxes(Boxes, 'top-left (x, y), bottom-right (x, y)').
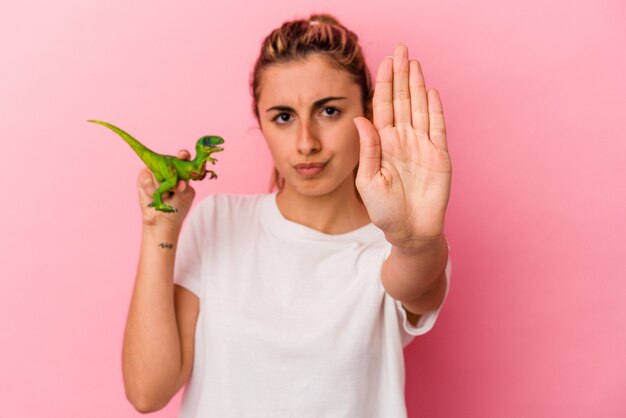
top-left (122, 14), bottom-right (452, 417)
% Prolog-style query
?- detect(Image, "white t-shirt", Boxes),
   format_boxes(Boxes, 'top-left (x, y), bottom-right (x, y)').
top-left (174, 193), bottom-right (451, 418)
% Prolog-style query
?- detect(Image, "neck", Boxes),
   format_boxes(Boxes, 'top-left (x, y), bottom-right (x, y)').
top-left (275, 178), bottom-right (370, 235)
top-left (193, 149), bottom-right (205, 163)
top-left (185, 153), bottom-right (199, 171)
top-left (192, 149), bottom-right (214, 166)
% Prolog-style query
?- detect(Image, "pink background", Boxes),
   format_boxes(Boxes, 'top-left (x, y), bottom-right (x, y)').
top-left (1, 0), bottom-right (624, 417)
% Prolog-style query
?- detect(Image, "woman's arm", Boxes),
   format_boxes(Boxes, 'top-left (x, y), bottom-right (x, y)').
top-left (381, 235), bottom-right (448, 320)
top-left (353, 43), bottom-right (452, 319)
top-left (122, 161), bottom-right (199, 413)
top-left (122, 226), bottom-right (199, 412)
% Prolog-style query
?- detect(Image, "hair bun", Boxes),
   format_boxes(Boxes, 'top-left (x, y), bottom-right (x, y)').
top-left (308, 14), bottom-right (341, 26)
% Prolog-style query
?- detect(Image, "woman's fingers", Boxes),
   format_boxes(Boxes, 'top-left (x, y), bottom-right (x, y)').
top-left (137, 167), bottom-right (156, 197)
top-left (392, 44), bottom-right (411, 126)
top-left (175, 180), bottom-right (187, 192)
top-left (409, 60), bottom-right (429, 136)
top-left (427, 89), bottom-right (448, 151)
top-left (177, 149), bottom-right (191, 160)
top-left (375, 45), bottom-right (430, 134)
top-left (354, 116), bottom-right (381, 183)
top-left (373, 57), bottom-right (393, 130)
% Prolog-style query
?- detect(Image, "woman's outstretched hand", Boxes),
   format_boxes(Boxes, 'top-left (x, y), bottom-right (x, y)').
top-left (354, 43), bottom-right (452, 248)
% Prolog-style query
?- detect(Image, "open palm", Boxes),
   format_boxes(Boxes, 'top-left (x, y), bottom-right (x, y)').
top-left (354, 44), bottom-right (452, 247)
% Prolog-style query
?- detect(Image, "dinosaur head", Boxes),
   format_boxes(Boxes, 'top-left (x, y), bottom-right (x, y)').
top-left (196, 135), bottom-right (225, 155)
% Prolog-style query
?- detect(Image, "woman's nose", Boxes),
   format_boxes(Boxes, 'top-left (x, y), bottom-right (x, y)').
top-left (297, 121), bottom-right (321, 155)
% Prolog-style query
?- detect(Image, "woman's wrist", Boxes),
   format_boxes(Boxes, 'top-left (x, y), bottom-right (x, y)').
top-left (141, 223), bottom-right (182, 246)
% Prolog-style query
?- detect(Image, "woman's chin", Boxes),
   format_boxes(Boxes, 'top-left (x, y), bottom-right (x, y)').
top-left (284, 177), bottom-right (356, 200)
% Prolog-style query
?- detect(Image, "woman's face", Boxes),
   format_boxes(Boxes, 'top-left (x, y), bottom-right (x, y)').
top-left (257, 54), bottom-right (365, 199)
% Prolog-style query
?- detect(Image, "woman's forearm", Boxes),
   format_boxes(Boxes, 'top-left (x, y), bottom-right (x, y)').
top-left (122, 225), bottom-right (185, 412)
top-left (381, 234), bottom-right (448, 314)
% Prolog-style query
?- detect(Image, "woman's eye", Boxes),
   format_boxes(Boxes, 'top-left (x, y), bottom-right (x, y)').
top-left (273, 113), bottom-right (292, 124)
top-left (322, 107), bottom-right (340, 117)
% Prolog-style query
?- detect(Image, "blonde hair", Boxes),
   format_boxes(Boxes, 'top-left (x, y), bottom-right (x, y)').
top-left (250, 14), bottom-right (373, 191)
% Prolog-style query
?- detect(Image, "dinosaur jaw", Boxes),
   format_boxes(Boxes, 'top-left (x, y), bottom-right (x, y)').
top-left (207, 146), bottom-right (224, 155)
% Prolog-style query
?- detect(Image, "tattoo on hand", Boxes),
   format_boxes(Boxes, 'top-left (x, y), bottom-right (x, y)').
top-left (159, 243), bottom-right (174, 249)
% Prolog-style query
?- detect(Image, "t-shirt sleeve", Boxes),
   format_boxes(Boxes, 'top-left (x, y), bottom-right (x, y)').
top-left (394, 244), bottom-right (452, 348)
top-left (173, 201), bottom-right (206, 298)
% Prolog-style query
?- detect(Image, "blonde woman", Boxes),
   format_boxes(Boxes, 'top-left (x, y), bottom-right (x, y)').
top-left (123, 14), bottom-right (452, 417)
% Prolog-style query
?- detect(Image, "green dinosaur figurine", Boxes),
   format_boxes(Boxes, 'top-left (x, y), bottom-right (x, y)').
top-left (88, 119), bottom-right (224, 213)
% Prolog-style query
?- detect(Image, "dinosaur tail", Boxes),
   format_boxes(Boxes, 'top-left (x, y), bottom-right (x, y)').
top-left (88, 120), bottom-right (155, 164)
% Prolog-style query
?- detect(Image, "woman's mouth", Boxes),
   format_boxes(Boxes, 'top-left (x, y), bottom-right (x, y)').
top-left (294, 162), bottom-right (327, 177)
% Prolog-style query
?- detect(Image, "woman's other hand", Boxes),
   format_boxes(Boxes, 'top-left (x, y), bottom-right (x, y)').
top-left (353, 43), bottom-right (452, 248)
top-left (137, 149), bottom-right (196, 230)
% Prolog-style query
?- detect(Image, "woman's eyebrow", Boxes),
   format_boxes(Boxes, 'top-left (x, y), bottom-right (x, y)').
top-left (313, 96), bottom-right (347, 108)
top-left (265, 96), bottom-right (347, 112)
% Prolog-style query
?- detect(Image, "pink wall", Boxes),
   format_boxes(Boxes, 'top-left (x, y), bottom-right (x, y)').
top-left (1, 0), bottom-right (624, 417)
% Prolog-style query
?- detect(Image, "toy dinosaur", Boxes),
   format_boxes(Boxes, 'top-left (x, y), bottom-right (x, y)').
top-left (88, 119), bottom-right (224, 213)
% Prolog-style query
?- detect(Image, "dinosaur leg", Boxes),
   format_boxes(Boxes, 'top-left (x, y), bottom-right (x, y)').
top-left (206, 170), bottom-right (218, 179)
top-left (148, 178), bottom-right (179, 213)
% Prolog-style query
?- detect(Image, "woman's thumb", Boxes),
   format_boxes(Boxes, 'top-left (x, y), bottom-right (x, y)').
top-left (353, 117), bottom-right (381, 182)
top-left (175, 180), bottom-right (187, 193)
top-left (137, 168), bottom-right (156, 195)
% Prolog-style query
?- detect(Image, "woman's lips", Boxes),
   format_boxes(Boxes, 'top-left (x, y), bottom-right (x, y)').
top-left (294, 162), bottom-right (327, 177)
